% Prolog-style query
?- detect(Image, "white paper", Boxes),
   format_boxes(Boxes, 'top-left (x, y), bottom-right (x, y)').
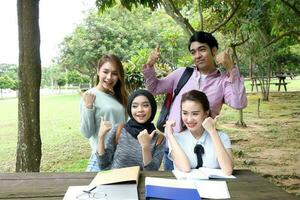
top-left (146, 177), bottom-right (196, 189)
top-left (173, 167), bottom-right (236, 180)
top-left (63, 184), bottom-right (138, 200)
top-left (173, 169), bottom-right (209, 180)
top-left (194, 180), bottom-right (231, 199)
top-left (198, 167), bottom-right (236, 179)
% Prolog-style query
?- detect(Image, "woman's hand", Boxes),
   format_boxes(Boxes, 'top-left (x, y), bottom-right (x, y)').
top-left (202, 116), bottom-right (219, 135)
top-left (83, 92), bottom-right (96, 109)
top-left (137, 129), bottom-right (155, 148)
top-left (98, 117), bottom-right (112, 139)
top-left (164, 120), bottom-right (176, 139)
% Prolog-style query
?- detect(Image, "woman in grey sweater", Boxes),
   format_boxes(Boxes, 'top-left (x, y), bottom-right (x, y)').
top-left (80, 54), bottom-right (128, 172)
top-left (96, 89), bottom-right (165, 170)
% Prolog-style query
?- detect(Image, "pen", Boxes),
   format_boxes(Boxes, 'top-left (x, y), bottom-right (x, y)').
top-left (83, 186), bottom-right (96, 194)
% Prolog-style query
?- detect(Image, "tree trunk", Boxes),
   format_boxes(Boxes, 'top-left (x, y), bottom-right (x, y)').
top-left (16, 0), bottom-right (42, 172)
top-left (231, 46), bottom-right (246, 127)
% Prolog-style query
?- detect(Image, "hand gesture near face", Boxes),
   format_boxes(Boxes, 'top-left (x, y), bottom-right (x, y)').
top-left (137, 129), bottom-right (156, 148)
top-left (98, 117), bottom-right (112, 138)
top-left (164, 120), bottom-right (176, 139)
top-left (83, 92), bottom-right (96, 109)
top-left (202, 115), bottom-right (219, 135)
top-left (215, 48), bottom-right (234, 72)
top-left (144, 45), bottom-right (160, 68)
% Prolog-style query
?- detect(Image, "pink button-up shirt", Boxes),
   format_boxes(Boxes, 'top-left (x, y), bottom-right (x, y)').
top-left (143, 66), bottom-right (247, 132)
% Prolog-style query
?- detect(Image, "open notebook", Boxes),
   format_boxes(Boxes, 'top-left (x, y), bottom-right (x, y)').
top-left (173, 167), bottom-right (236, 180)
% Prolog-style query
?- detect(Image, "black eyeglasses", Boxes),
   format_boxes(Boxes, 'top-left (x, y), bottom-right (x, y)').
top-left (194, 144), bottom-right (205, 168)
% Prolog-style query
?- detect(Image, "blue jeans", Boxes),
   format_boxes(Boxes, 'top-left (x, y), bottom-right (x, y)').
top-left (163, 149), bottom-right (174, 170)
top-left (86, 153), bottom-right (101, 172)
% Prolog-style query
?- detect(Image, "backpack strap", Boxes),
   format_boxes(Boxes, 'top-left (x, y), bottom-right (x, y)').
top-left (114, 123), bottom-right (124, 145)
top-left (173, 67), bottom-right (194, 97)
top-left (155, 131), bottom-right (165, 147)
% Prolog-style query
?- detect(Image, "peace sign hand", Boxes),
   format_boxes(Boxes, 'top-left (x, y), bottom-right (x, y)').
top-left (98, 117), bottom-right (112, 138)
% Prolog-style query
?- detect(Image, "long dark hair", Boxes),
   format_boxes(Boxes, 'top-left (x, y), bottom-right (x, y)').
top-left (180, 90), bottom-right (211, 131)
top-left (96, 54), bottom-right (128, 108)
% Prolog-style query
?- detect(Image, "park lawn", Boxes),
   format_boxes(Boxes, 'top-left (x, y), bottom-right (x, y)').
top-left (0, 94), bottom-right (90, 172)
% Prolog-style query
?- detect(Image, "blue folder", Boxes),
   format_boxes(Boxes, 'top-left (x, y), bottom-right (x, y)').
top-left (145, 183), bottom-right (201, 200)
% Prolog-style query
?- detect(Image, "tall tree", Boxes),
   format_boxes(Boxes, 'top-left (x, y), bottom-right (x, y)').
top-left (16, 0), bottom-right (42, 172)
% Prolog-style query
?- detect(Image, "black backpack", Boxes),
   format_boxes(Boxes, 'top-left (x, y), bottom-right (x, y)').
top-left (157, 67), bottom-right (194, 132)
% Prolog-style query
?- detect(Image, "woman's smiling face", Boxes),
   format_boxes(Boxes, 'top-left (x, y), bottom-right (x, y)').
top-left (181, 100), bottom-right (208, 133)
top-left (97, 61), bottom-right (119, 92)
top-left (131, 95), bottom-right (152, 124)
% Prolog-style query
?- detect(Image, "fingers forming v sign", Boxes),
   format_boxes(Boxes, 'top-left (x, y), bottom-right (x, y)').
top-left (98, 116), bottom-right (112, 138)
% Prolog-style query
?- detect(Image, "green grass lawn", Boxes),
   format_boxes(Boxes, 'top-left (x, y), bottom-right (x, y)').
top-left (0, 94), bottom-right (90, 172)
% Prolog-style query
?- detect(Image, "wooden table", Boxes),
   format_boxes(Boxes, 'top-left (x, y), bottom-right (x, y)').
top-left (250, 76), bottom-right (288, 92)
top-left (0, 170), bottom-right (298, 200)
top-left (275, 75), bottom-right (288, 92)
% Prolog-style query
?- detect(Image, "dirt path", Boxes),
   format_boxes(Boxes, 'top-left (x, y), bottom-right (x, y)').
top-left (220, 92), bottom-right (300, 196)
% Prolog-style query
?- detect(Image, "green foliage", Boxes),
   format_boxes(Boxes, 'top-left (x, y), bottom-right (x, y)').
top-left (66, 70), bottom-right (84, 85)
top-left (96, 0), bottom-right (160, 11)
top-left (124, 49), bottom-right (148, 92)
top-left (0, 75), bottom-right (14, 90)
top-left (42, 65), bottom-right (65, 87)
top-left (57, 5), bottom-right (188, 90)
top-left (0, 64), bottom-right (18, 81)
top-left (57, 76), bottom-right (67, 87)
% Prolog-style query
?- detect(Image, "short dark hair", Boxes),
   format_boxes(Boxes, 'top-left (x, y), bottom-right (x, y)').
top-left (188, 31), bottom-right (219, 51)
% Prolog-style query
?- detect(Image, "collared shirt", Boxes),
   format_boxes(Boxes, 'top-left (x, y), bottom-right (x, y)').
top-left (168, 129), bottom-right (231, 169)
top-left (143, 66), bottom-right (247, 132)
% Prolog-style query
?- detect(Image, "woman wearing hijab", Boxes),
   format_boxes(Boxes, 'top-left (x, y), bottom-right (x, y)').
top-left (96, 89), bottom-right (165, 170)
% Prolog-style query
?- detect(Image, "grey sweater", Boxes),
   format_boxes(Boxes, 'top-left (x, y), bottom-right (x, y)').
top-left (96, 125), bottom-right (165, 171)
top-left (80, 88), bottom-right (126, 154)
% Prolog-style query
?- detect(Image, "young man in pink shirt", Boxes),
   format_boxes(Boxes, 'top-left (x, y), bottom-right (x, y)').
top-left (143, 31), bottom-right (247, 170)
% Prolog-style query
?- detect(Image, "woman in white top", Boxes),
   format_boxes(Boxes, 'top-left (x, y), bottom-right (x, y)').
top-left (165, 90), bottom-right (233, 175)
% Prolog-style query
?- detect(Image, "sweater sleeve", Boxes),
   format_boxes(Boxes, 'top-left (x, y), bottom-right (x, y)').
top-left (223, 67), bottom-right (248, 109)
top-left (80, 99), bottom-right (96, 138)
top-left (96, 126), bottom-right (118, 170)
top-left (143, 136), bottom-right (166, 171)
